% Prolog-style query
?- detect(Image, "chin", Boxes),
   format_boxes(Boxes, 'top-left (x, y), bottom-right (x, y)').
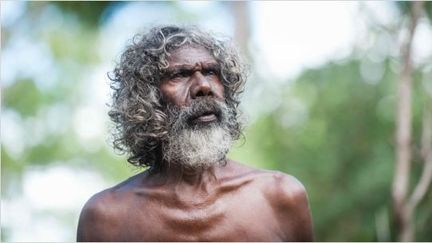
top-left (163, 125), bottom-right (233, 169)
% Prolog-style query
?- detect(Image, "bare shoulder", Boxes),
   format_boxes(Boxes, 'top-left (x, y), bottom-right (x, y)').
top-left (77, 188), bottom-right (117, 241)
top-left (228, 161), bottom-right (314, 241)
top-left (227, 160), bottom-right (307, 200)
top-left (266, 171), bottom-right (308, 205)
top-left (76, 173), bottom-right (145, 241)
top-left (260, 170), bottom-right (314, 241)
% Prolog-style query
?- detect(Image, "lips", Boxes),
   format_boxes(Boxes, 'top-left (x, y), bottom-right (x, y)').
top-left (190, 111), bottom-right (219, 124)
top-left (196, 113), bottom-right (217, 122)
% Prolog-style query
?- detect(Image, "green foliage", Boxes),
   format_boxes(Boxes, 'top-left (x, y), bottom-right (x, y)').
top-left (50, 2), bottom-right (115, 27)
top-left (4, 79), bottom-right (45, 117)
top-left (395, 1), bottom-right (432, 22)
top-left (2, 1), bottom-right (431, 241)
top-left (231, 57), bottom-right (430, 241)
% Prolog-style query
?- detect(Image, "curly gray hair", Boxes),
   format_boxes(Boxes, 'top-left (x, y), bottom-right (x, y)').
top-left (108, 25), bottom-right (247, 169)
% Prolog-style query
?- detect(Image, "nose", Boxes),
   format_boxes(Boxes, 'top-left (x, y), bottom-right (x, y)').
top-left (190, 72), bottom-right (213, 99)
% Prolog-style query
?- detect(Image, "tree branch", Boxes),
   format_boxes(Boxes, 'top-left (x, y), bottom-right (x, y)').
top-left (408, 103), bottom-right (432, 211)
top-left (392, 0), bottom-right (423, 214)
top-left (392, 1), bottom-right (424, 241)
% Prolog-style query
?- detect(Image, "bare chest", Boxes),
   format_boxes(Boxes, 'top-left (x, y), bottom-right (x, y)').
top-left (114, 192), bottom-right (284, 241)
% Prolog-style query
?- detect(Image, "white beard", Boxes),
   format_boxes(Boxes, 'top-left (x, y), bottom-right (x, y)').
top-left (163, 124), bottom-right (233, 169)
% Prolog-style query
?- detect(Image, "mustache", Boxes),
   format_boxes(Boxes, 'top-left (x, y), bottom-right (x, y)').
top-left (162, 98), bottom-right (234, 168)
top-left (166, 98), bottom-right (226, 128)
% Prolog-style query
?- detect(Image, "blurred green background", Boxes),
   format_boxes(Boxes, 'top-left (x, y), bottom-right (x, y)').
top-left (1, 1), bottom-right (432, 241)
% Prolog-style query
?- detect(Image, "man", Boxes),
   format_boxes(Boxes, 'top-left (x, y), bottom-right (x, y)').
top-left (77, 25), bottom-right (314, 241)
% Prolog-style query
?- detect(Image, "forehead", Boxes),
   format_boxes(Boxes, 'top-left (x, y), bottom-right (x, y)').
top-left (167, 45), bottom-right (217, 66)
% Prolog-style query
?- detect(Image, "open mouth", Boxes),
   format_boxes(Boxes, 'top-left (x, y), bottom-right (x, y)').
top-left (190, 111), bottom-right (219, 124)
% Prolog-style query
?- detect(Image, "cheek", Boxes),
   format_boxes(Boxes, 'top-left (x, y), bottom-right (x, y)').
top-left (160, 83), bottom-right (187, 106)
top-left (215, 80), bottom-right (225, 98)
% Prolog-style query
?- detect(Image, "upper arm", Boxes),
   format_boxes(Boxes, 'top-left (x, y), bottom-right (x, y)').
top-left (77, 192), bottom-right (118, 242)
top-left (271, 173), bottom-right (314, 241)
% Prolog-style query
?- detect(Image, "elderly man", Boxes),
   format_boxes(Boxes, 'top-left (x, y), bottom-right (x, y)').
top-left (77, 25), bottom-right (314, 241)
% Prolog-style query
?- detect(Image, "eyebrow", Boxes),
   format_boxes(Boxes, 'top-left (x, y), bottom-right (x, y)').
top-left (164, 62), bottom-right (220, 75)
top-left (165, 65), bottom-right (194, 74)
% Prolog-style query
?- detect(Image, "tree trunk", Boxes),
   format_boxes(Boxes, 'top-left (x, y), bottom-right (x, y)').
top-left (392, 2), bottom-right (424, 241)
top-left (229, 1), bottom-right (251, 59)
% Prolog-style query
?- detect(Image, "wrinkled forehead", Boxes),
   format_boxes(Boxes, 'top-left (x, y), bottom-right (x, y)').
top-left (166, 44), bottom-right (218, 67)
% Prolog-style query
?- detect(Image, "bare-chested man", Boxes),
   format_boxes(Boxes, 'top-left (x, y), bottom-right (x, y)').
top-left (77, 25), bottom-right (314, 242)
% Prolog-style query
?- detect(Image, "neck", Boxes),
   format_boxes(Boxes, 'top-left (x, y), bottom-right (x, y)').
top-left (150, 159), bottom-right (227, 187)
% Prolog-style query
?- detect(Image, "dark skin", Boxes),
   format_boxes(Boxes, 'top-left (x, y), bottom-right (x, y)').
top-left (77, 45), bottom-right (314, 242)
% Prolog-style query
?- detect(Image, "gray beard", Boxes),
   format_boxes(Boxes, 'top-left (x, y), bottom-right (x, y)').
top-left (163, 124), bottom-right (233, 169)
top-left (163, 99), bottom-right (236, 170)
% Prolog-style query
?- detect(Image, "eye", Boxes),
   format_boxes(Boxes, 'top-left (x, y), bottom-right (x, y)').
top-left (171, 71), bottom-right (190, 79)
top-left (202, 68), bottom-right (218, 76)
